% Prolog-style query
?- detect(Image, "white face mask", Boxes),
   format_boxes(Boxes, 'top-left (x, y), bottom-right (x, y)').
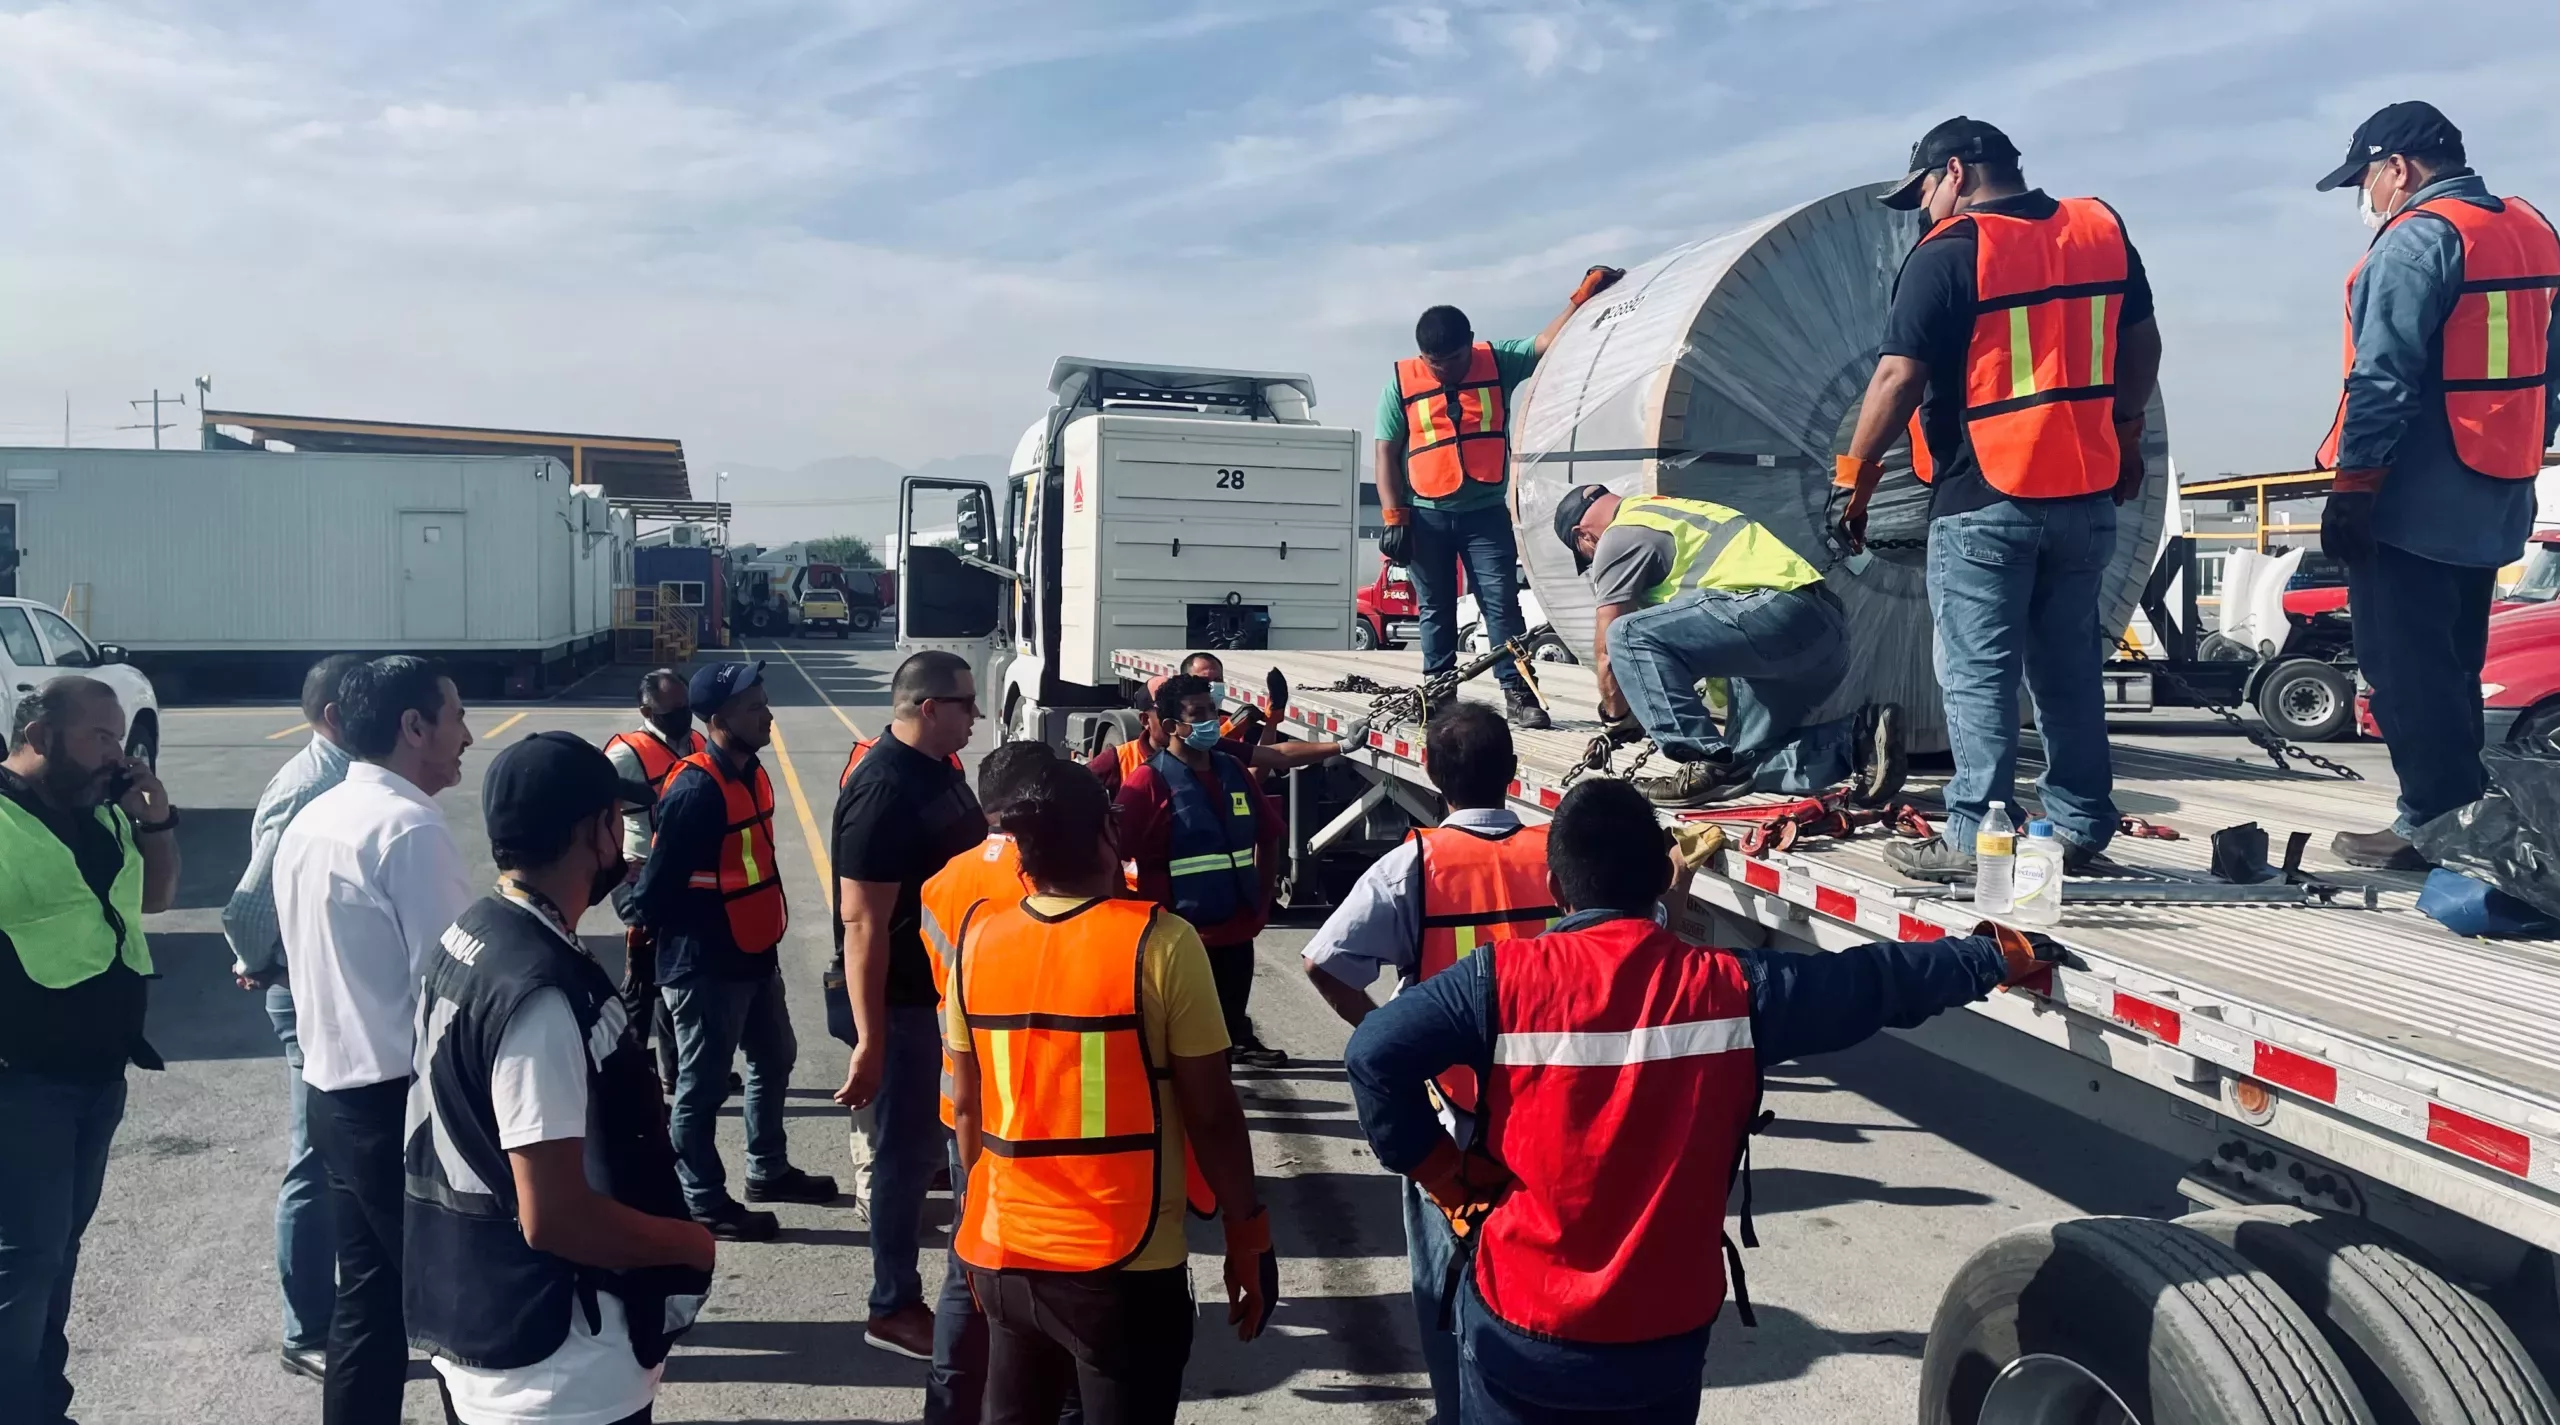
top-left (2359, 171), bottom-right (2404, 233)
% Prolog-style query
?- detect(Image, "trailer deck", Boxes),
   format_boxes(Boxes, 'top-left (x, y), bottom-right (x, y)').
top-left (1118, 645), bottom-right (2560, 1254)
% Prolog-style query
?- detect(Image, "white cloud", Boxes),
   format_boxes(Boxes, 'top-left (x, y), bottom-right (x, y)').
top-left (1380, 5), bottom-right (1458, 57)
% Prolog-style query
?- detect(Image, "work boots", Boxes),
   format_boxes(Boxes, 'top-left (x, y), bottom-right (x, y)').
top-left (2332, 827), bottom-right (2429, 871)
top-left (1505, 689), bottom-right (1552, 731)
top-left (1636, 759), bottom-right (1748, 808)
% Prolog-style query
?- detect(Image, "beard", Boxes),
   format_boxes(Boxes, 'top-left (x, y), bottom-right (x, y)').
top-left (43, 756), bottom-right (113, 808)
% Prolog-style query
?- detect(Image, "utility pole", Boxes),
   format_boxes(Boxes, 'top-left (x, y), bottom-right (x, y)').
top-left (120, 389), bottom-right (183, 449)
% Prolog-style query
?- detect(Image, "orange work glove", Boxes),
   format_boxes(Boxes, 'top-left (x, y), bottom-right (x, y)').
top-left (1833, 454), bottom-right (1882, 490)
top-left (1974, 920), bottom-right (2069, 996)
top-left (1569, 266), bottom-right (1626, 307)
top-left (1410, 1137), bottom-right (1515, 1239)
top-left (1222, 1207), bottom-right (1279, 1341)
top-left (1833, 456), bottom-right (1882, 553)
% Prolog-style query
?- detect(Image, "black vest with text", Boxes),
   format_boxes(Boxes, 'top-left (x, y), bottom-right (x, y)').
top-left (404, 894), bottom-right (710, 1370)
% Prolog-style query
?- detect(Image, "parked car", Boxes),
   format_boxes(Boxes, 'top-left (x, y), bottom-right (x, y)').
top-left (2497, 530), bottom-right (2560, 613)
top-left (0, 597), bottom-right (162, 765)
top-left (2357, 596), bottom-right (2560, 753)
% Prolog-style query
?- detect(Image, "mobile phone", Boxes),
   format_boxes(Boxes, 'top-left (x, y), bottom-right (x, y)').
top-left (106, 766), bottom-right (136, 803)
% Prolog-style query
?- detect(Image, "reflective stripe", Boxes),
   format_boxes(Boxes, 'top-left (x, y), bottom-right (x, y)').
top-left (1492, 1015), bottom-right (1754, 1067)
top-left (1454, 923), bottom-right (1479, 960)
top-left (1476, 386), bottom-right (1500, 433)
top-left (2089, 293), bottom-right (2110, 384)
top-left (1080, 1032), bottom-right (1108, 1138)
top-left (1168, 848), bottom-right (1255, 877)
top-left (989, 1029), bottom-right (1019, 1137)
top-left (1413, 394), bottom-right (1442, 446)
top-left (2008, 306), bottom-right (2036, 397)
top-left (2487, 290), bottom-right (2511, 381)
top-left (687, 872), bottom-right (719, 889)
top-left (739, 826), bottom-right (763, 886)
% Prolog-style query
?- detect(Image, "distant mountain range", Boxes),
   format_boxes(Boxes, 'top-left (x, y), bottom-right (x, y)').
top-left (703, 452), bottom-right (1008, 549)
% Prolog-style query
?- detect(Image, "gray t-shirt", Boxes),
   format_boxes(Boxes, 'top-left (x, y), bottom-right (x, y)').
top-left (1587, 524), bottom-right (1677, 609)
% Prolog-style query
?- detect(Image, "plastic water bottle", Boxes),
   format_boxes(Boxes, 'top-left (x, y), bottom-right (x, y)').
top-left (2011, 818), bottom-right (2065, 927)
top-left (1975, 801), bottom-right (2016, 915)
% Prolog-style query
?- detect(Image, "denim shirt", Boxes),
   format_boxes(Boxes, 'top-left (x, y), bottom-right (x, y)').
top-left (2338, 171), bottom-right (2555, 569)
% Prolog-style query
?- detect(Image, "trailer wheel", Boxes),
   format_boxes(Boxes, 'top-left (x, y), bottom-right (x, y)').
top-left (848, 607), bottom-right (878, 633)
top-left (2177, 1207), bottom-right (2560, 1425)
top-left (2257, 660), bottom-right (2356, 742)
top-left (1351, 618), bottom-right (1377, 651)
top-left (1920, 1216), bottom-right (2373, 1425)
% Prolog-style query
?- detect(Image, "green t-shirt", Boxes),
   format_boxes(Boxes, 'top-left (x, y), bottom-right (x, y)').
top-left (1375, 337), bottom-right (1542, 513)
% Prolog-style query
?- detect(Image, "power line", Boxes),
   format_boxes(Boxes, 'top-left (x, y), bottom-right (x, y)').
top-left (118, 388), bottom-right (186, 449)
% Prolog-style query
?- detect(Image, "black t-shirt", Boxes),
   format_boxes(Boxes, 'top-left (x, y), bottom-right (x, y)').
top-left (1881, 189), bottom-right (2156, 521)
top-left (831, 733), bottom-right (984, 1007)
top-left (0, 768), bottom-right (155, 1079)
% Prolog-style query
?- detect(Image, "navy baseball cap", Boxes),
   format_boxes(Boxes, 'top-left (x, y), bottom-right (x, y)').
top-left (688, 660), bottom-right (764, 716)
top-left (484, 731), bottom-right (635, 849)
top-left (1552, 484), bottom-right (1612, 570)
top-left (1879, 117), bottom-right (2022, 210)
top-left (2316, 101), bottom-right (2463, 192)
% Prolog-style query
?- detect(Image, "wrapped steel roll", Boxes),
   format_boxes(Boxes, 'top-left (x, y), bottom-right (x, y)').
top-left (1510, 185), bottom-right (2170, 752)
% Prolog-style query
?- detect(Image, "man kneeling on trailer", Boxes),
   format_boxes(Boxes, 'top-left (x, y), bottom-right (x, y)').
top-left (1552, 484), bottom-right (1905, 808)
top-left (1344, 778), bottom-right (2059, 1425)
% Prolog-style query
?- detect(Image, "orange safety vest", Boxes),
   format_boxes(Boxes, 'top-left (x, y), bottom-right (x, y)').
top-left (921, 835), bottom-right (1031, 1130)
top-left (1397, 342), bottom-right (1510, 500)
top-left (676, 749), bottom-right (787, 954)
top-left (1905, 198), bottom-right (2130, 499)
top-left (2316, 195), bottom-right (2560, 479)
top-left (954, 898), bottom-right (1167, 1273)
top-left (605, 727), bottom-right (705, 798)
top-left (840, 735), bottom-right (964, 788)
top-left (1415, 823), bottom-right (1558, 1114)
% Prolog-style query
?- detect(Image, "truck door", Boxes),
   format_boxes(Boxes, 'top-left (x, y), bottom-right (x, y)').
top-left (897, 477), bottom-right (1009, 696)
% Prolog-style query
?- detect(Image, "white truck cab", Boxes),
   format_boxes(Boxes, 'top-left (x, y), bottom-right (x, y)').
top-left (898, 357), bottom-right (1361, 751)
top-left (0, 597), bottom-right (163, 765)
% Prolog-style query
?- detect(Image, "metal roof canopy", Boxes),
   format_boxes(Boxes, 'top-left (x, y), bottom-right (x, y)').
top-left (201, 409), bottom-right (691, 501)
top-left (611, 498), bottom-right (731, 524)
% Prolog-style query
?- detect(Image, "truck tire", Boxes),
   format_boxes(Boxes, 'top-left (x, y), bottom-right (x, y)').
top-left (1920, 1216), bottom-right (2374, 1425)
top-left (849, 607), bottom-right (878, 633)
top-left (2257, 659), bottom-right (2356, 742)
top-left (124, 714), bottom-right (158, 771)
top-left (1351, 617), bottom-right (1377, 651)
top-left (2178, 1207), bottom-right (2560, 1425)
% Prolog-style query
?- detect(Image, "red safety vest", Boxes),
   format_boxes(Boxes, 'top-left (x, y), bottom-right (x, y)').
top-left (1414, 823), bottom-right (1557, 1114)
top-left (676, 749), bottom-right (787, 954)
top-left (1474, 916), bottom-right (1759, 1344)
top-left (840, 735), bottom-right (964, 788)
top-left (1905, 198), bottom-right (2131, 499)
top-left (605, 727), bottom-right (705, 798)
top-left (1397, 343), bottom-right (1509, 499)
top-left (2316, 194), bottom-right (2560, 479)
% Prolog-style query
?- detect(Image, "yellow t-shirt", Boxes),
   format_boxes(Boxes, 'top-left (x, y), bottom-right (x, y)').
top-left (944, 894), bottom-right (1232, 1271)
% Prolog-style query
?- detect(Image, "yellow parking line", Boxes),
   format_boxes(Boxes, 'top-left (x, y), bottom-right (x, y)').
top-left (482, 711), bottom-right (529, 740)
top-left (265, 722), bottom-right (311, 741)
top-left (765, 717), bottom-right (834, 892)
top-left (765, 640), bottom-right (866, 741)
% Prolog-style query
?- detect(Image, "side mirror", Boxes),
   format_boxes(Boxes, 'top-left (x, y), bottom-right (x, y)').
top-left (957, 491), bottom-right (991, 555)
top-left (95, 644), bottom-right (128, 665)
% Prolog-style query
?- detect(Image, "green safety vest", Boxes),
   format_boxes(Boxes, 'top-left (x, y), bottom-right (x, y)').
top-left (1609, 496), bottom-right (1823, 604)
top-left (0, 796), bottom-right (151, 990)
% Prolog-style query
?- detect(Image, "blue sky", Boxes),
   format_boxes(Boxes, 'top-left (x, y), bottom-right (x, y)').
top-left (0, 0), bottom-right (2553, 502)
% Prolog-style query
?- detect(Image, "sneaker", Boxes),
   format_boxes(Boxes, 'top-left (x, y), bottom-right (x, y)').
top-left (746, 1167), bottom-right (840, 1205)
top-left (692, 1200), bottom-right (781, 1242)
top-left (1850, 703), bottom-right (1908, 807)
top-left (1883, 835), bottom-right (1976, 883)
top-left (2331, 827), bottom-right (2428, 871)
top-left (278, 1344), bottom-right (327, 1383)
top-left (1635, 759), bottom-right (1746, 808)
top-left (1230, 1030), bottom-right (1289, 1070)
top-left (865, 1303), bottom-right (936, 1360)
top-left (1504, 689), bottom-right (1552, 731)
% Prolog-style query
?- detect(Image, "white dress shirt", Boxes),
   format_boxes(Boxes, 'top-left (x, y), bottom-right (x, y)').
top-left (277, 761), bottom-right (472, 1092)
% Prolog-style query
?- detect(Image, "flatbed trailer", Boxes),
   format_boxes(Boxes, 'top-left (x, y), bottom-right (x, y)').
top-left (1115, 644), bottom-right (2560, 1400)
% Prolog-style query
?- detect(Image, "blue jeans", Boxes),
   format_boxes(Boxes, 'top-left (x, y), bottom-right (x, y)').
top-left (1455, 1279), bottom-right (1707, 1425)
top-left (664, 972), bottom-right (799, 1215)
top-left (1403, 1177), bottom-right (1463, 1425)
top-left (1927, 497), bottom-right (2119, 852)
top-left (1410, 501), bottom-right (1536, 696)
top-left (266, 982), bottom-right (334, 1350)
top-left (2348, 541), bottom-right (2497, 837)
top-left (868, 1003), bottom-right (947, 1315)
top-left (0, 1069), bottom-right (127, 1425)
top-left (1606, 585), bottom-right (1849, 772)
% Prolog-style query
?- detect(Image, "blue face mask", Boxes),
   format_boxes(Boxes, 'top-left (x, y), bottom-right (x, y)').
top-left (1182, 718), bottom-right (1223, 750)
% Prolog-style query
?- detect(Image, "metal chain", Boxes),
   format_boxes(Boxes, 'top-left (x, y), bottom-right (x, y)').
top-left (2134, 657), bottom-right (2364, 781)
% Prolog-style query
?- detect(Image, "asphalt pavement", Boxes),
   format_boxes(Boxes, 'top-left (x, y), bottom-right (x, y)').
top-left (75, 637), bottom-right (2369, 1423)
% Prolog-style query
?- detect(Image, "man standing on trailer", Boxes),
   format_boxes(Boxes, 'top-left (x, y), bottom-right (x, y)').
top-left (1301, 702), bottom-right (1556, 1424)
top-left (1835, 117), bottom-right (2164, 882)
top-left (2307, 103), bottom-right (2560, 869)
top-left (1378, 266), bottom-right (1626, 732)
top-left (603, 668), bottom-right (703, 1090)
top-left (1552, 486), bottom-right (1905, 808)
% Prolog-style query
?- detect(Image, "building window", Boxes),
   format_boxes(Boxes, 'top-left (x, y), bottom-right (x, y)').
top-left (669, 581), bottom-right (706, 606)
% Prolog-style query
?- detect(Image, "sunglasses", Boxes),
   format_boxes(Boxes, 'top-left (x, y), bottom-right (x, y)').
top-left (926, 694), bottom-right (981, 716)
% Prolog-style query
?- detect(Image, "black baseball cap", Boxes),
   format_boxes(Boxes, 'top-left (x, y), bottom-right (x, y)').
top-left (688, 660), bottom-right (764, 716)
top-left (1878, 117), bottom-right (2022, 210)
top-left (2316, 101), bottom-right (2463, 192)
top-left (1552, 483), bottom-right (1613, 569)
top-left (484, 731), bottom-right (638, 850)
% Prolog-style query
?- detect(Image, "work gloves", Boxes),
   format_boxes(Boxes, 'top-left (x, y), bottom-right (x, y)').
top-left (1222, 1207), bottom-right (1279, 1341)
top-left (1974, 920), bottom-right (2073, 996)
top-left (2321, 485), bottom-right (2382, 566)
top-left (1411, 1137), bottom-right (1515, 1240)
top-left (1832, 456), bottom-right (1880, 553)
top-left (1335, 715), bottom-right (1374, 756)
top-left (2112, 419), bottom-right (2148, 507)
top-left (1599, 707), bottom-right (1645, 746)
top-left (1379, 512), bottom-right (1415, 566)
top-left (1570, 265), bottom-right (1627, 308)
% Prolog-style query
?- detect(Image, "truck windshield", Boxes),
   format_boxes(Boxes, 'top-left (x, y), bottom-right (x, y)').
top-left (2511, 542), bottom-right (2560, 604)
